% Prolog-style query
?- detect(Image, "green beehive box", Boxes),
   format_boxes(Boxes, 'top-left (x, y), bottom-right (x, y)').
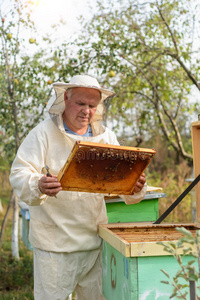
top-left (105, 192), bottom-right (166, 223)
top-left (19, 201), bottom-right (33, 251)
top-left (99, 223), bottom-right (200, 300)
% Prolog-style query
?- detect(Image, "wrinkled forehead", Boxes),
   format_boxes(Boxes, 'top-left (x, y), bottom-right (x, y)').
top-left (67, 87), bottom-right (101, 100)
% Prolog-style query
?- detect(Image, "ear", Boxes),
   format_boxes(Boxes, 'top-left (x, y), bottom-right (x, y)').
top-left (64, 90), bottom-right (68, 101)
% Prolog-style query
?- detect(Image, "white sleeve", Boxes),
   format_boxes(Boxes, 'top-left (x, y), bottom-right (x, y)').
top-left (121, 182), bottom-right (147, 205)
top-left (9, 127), bottom-right (48, 206)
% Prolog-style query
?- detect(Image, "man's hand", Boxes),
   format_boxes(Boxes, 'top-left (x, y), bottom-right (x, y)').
top-left (38, 175), bottom-right (62, 197)
top-left (133, 173), bottom-right (146, 193)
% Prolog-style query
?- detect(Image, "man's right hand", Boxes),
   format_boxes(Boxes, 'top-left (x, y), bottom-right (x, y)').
top-left (38, 175), bottom-right (62, 197)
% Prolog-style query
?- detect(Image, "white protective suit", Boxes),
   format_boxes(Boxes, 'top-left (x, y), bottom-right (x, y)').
top-left (9, 84), bottom-right (147, 299)
top-left (10, 112), bottom-right (146, 252)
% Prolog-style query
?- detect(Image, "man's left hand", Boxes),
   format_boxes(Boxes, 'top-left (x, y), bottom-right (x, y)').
top-left (133, 173), bottom-right (146, 193)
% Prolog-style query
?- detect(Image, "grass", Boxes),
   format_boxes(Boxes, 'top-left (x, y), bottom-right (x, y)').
top-left (146, 161), bottom-right (193, 223)
top-left (0, 191), bottom-right (34, 300)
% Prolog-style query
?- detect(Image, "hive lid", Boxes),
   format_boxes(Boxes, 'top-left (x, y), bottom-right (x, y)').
top-left (57, 141), bottom-right (156, 195)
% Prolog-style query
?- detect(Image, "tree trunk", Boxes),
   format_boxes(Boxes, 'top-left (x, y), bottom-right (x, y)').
top-left (0, 190), bottom-right (14, 249)
top-left (0, 199), bottom-right (3, 213)
top-left (12, 192), bottom-right (19, 259)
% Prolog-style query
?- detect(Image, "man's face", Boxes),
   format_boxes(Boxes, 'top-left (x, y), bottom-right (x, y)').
top-left (63, 87), bottom-right (101, 134)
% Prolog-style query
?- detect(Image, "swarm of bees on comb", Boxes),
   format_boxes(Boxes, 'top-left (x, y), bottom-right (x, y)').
top-left (74, 147), bottom-right (153, 184)
top-left (58, 142), bottom-right (155, 194)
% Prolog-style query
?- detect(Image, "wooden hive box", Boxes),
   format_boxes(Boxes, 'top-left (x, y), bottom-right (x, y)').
top-left (18, 202), bottom-right (33, 251)
top-left (99, 223), bottom-right (200, 257)
top-left (99, 223), bottom-right (200, 300)
top-left (105, 191), bottom-right (166, 223)
top-left (57, 141), bottom-right (156, 195)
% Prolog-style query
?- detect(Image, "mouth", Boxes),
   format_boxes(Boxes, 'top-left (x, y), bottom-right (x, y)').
top-left (78, 116), bottom-right (89, 121)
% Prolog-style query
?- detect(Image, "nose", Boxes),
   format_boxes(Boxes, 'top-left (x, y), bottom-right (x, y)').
top-left (82, 105), bottom-right (90, 115)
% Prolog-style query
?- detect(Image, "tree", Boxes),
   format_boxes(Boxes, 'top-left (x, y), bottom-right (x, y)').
top-left (0, 0), bottom-right (52, 258)
top-left (0, 0), bottom-right (87, 257)
top-left (76, 0), bottom-right (200, 164)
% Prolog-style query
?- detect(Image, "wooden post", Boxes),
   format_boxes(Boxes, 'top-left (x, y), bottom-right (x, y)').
top-left (191, 121), bottom-right (200, 222)
top-left (189, 279), bottom-right (196, 300)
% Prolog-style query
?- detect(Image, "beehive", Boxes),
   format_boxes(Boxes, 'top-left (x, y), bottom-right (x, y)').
top-left (99, 120), bottom-right (200, 300)
top-left (99, 223), bottom-right (200, 257)
top-left (99, 223), bottom-right (200, 300)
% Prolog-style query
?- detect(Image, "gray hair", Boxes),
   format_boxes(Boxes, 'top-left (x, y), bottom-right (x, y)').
top-left (66, 88), bottom-right (73, 99)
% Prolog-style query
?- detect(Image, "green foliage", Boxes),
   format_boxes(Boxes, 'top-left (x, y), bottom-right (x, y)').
top-left (0, 1), bottom-right (89, 165)
top-left (1, 0), bottom-right (198, 166)
top-left (157, 227), bottom-right (200, 299)
top-left (76, 0), bottom-right (200, 163)
top-left (0, 1), bottom-right (50, 162)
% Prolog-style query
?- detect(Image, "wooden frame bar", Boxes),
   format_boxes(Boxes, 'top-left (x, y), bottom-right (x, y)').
top-left (191, 121), bottom-right (200, 222)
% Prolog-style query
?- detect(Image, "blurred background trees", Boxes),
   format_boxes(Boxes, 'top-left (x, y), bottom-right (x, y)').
top-left (0, 0), bottom-right (200, 297)
top-left (0, 0), bottom-right (85, 257)
top-left (1, 0), bottom-right (199, 166)
top-left (73, 0), bottom-right (200, 165)
top-left (0, 0), bottom-right (200, 260)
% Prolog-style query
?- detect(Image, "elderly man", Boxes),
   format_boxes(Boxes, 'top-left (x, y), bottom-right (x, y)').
top-left (10, 75), bottom-right (146, 300)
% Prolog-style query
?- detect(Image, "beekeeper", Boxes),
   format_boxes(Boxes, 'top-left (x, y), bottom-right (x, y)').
top-left (9, 74), bottom-right (147, 300)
